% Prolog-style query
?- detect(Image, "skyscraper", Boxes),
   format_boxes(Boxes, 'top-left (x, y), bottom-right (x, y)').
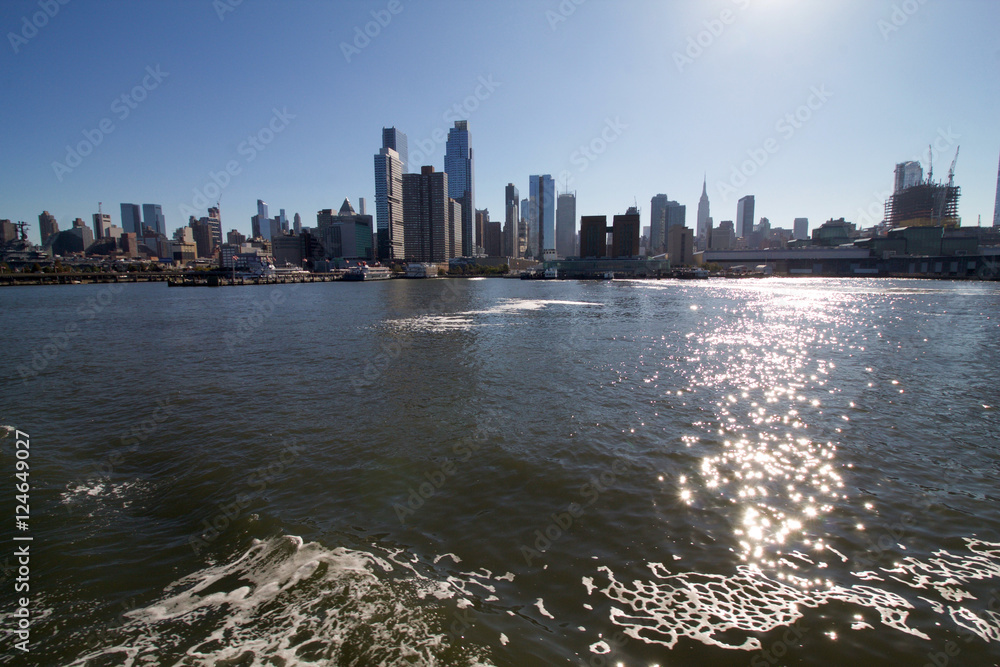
top-left (650, 196), bottom-right (685, 255)
top-left (736, 195), bottom-right (755, 240)
top-left (894, 161), bottom-right (923, 193)
top-left (120, 204), bottom-right (141, 235)
top-left (665, 201), bottom-right (686, 254)
top-left (444, 121), bottom-right (474, 256)
top-left (403, 166), bottom-right (452, 262)
top-left (382, 127), bottom-right (408, 174)
top-left (529, 174), bottom-right (555, 258)
top-left (316, 200), bottom-right (374, 260)
top-left (38, 211), bottom-right (59, 243)
top-left (293, 213), bottom-right (302, 235)
top-left (92, 213), bottom-right (111, 239)
top-left (556, 192), bottom-right (576, 258)
top-left (203, 217), bottom-right (222, 252)
top-left (449, 199), bottom-right (463, 260)
top-left (697, 176), bottom-right (711, 247)
top-left (68, 218), bottom-right (94, 252)
top-left (793, 217), bottom-right (809, 240)
top-left (254, 199), bottom-right (273, 241)
top-left (580, 216), bottom-right (608, 258)
top-left (668, 224), bottom-right (694, 266)
top-left (475, 209), bottom-right (488, 254)
top-left (666, 201), bottom-right (686, 230)
top-left (142, 204), bottom-right (166, 236)
top-left (612, 210), bottom-right (641, 258)
top-left (374, 146), bottom-right (405, 260)
top-left (504, 184), bottom-right (519, 258)
top-left (650, 194), bottom-right (668, 255)
top-left (520, 197), bottom-right (529, 258)
top-left (483, 220), bottom-right (502, 258)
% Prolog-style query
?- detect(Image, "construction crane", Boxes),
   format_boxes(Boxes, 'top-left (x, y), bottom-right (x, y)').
top-left (933, 145), bottom-right (960, 224)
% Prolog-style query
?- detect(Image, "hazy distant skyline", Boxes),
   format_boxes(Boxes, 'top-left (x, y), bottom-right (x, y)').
top-left (2, 0), bottom-right (998, 244)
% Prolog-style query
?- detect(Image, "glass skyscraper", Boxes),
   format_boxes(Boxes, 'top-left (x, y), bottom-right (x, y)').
top-left (444, 121), bottom-right (475, 256)
top-left (382, 127), bottom-right (408, 175)
top-left (650, 194), bottom-right (668, 255)
top-left (529, 174), bottom-right (555, 258)
top-left (142, 204), bottom-right (165, 237)
top-left (556, 192), bottom-right (576, 259)
top-left (736, 195), bottom-right (755, 240)
top-left (254, 199), bottom-right (273, 241)
top-left (504, 183), bottom-right (519, 258)
top-left (120, 203), bottom-right (141, 235)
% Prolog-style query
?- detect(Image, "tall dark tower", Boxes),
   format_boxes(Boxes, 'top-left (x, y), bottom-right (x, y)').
top-left (444, 121), bottom-right (474, 256)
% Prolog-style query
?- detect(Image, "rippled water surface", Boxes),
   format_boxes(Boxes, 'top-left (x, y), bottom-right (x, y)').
top-left (1, 277), bottom-right (999, 666)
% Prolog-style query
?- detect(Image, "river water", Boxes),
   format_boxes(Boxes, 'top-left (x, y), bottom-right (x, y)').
top-left (1, 277), bottom-right (999, 666)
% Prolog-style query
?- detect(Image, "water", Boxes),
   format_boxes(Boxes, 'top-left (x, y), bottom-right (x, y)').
top-left (1, 277), bottom-right (999, 666)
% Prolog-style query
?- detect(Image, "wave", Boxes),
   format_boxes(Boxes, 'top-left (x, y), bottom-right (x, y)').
top-left (387, 298), bottom-right (602, 333)
top-left (67, 535), bottom-right (508, 666)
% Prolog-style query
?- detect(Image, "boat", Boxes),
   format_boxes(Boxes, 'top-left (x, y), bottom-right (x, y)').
top-left (520, 268), bottom-right (558, 280)
top-left (404, 263), bottom-right (438, 279)
top-left (673, 268), bottom-right (709, 279)
top-left (343, 265), bottom-right (393, 281)
top-left (273, 264), bottom-right (310, 278)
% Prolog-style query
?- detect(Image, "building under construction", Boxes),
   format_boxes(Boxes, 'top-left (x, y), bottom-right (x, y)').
top-left (884, 149), bottom-right (961, 229)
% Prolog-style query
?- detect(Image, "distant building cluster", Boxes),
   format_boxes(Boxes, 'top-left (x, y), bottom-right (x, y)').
top-left (4, 123), bottom-right (997, 277)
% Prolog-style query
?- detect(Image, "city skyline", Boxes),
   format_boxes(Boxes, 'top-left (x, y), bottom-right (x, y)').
top-left (2, 1), bottom-right (999, 245)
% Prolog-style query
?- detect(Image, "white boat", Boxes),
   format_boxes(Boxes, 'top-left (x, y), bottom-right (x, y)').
top-left (343, 265), bottom-right (393, 281)
top-left (405, 263), bottom-right (438, 278)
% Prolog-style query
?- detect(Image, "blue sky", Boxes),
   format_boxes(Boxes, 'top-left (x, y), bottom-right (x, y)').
top-left (2, 0), bottom-right (998, 244)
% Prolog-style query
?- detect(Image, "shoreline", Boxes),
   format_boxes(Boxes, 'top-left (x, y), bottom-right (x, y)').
top-left (1, 271), bottom-right (997, 287)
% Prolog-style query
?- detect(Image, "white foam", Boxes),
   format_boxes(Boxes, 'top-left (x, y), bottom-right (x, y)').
top-left (589, 640), bottom-right (611, 654)
top-left (534, 598), bottom-right (555, 619)
top-left (950, 606), bottom-right (1000, 643)
top-left (592, 538), bottom-right (1000, 651)
top-left (66, 536), bottom-right (499, 666)
top-left (387, 298), bottom-right (601, 333)
top-left (61, 479), bottom-right (149, 504)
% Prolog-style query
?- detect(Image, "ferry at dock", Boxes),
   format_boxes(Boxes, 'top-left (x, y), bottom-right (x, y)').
top-left (343, 265), bottom-right (393, 281)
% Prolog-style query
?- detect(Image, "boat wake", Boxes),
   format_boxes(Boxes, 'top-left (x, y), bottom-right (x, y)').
top-left (67, 535), bottom-right (507, 666)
